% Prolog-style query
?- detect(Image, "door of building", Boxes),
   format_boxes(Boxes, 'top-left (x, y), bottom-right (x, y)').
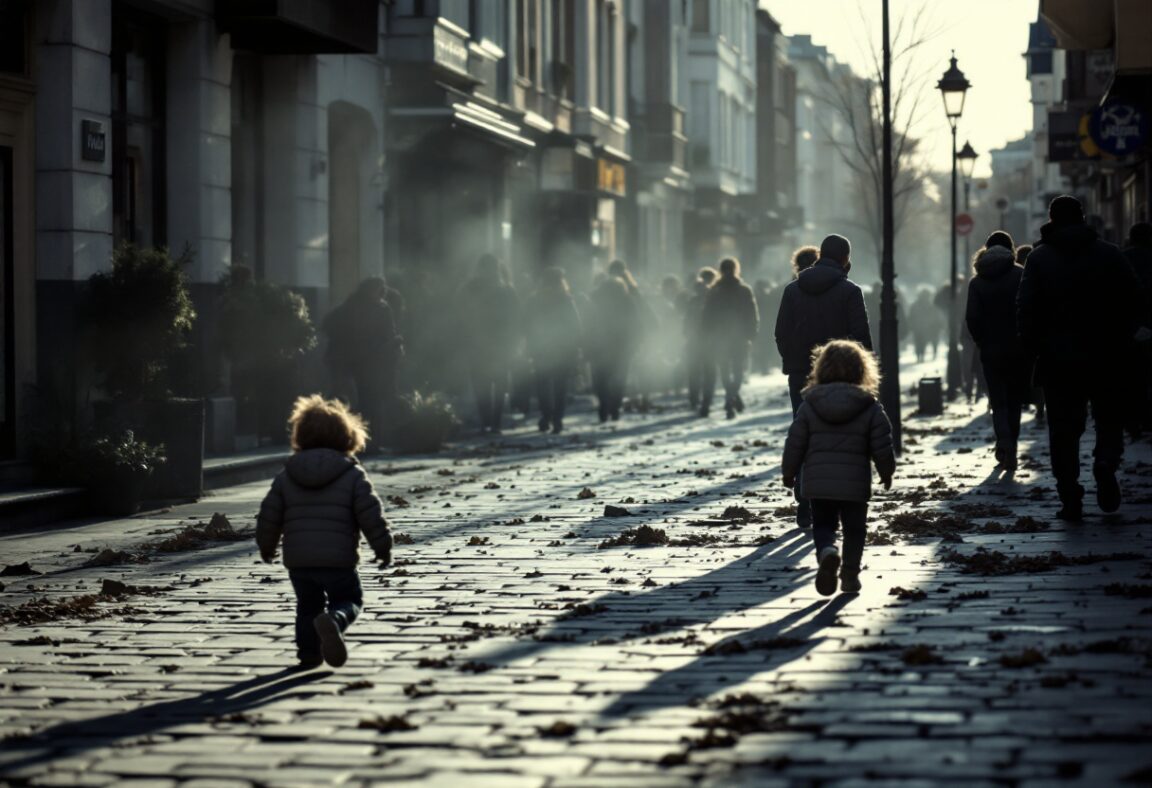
top-left (0, 145), bottom-right (14, 456)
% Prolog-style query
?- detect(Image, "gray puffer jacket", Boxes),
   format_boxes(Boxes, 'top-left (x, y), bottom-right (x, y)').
top-left (256, 448), bottom-right (393, 569)
top-left (781, 383), bottom-right (896, 502)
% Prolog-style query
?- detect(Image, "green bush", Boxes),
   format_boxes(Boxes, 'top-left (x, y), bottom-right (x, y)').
top-left (393, 391), bottom-right (460, 454)
top-left (77, 429), bottom-right (167, 475)
top-left (217, 266), bottom-right (317, 371)
top-left (82, 245), bottom-right (196, 400)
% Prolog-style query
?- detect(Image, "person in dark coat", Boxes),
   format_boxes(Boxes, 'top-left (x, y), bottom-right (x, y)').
top-left (965, 231), bottom-right (1027, 470)
top-left (1015, 244), bottom-right (1046, 425)
top-left (701, 257), bottom-right (759, 419)
top-left (1017, 195), bottom-right (1144, 520)
top-left (1122, 223), bottom-right (1152, 434)
top-left (524, 267), bottom-right (582, 434)
top-left (587, 271), bottom-right (642, 422)
top-left (775, 235), bottom-right (872, 529)
top-left (683, 267), bottom-right (717, 411)
top-left (322, 277), bottom-right (403, 451)
top-left (459, 254), bottom-right (521, 434)
top-left (907, 288), bottom-right (942, 362)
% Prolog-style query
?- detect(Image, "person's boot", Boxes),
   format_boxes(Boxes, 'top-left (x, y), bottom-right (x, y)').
top-left (734, 393), bottom-right (745, 413)
top-left (538, 416), bottom-right (550, 433)
top-left (551, 417), bottom-right (563, 435)
top-left (840, 567), bottom-right (862, 594)
top-left (1055, 484), bottom-right (1084, 522)
top-left (815, 546), bottom-right (841, 596)
top-left (314, 612), bottom-right (348, 668)
top-left (1093, 462), bottom-right (1121, 513)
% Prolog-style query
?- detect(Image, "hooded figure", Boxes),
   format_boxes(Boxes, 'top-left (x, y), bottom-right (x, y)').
top-left (965, 232), bottom-right (1026, 469)
top-left (1017, 195), bottom-right (1144, 520)
top-left (458, 254), bottom-right (521, 434)
top-left (774, 234), bottom-right (872, 530)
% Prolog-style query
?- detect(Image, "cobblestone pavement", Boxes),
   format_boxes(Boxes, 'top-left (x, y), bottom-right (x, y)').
top-left (2, 364), bottom-right (1151, 787)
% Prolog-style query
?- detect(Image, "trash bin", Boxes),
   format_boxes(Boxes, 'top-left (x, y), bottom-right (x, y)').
top-left (918, 377), bottom-right (943, 415)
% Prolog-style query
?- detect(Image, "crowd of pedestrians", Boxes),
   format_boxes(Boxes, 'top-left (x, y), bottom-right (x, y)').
top-left (274, 194), bottom-right (1150, 663)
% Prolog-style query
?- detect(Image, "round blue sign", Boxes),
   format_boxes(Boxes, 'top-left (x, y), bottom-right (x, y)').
top-left (1089, 100), bottom-right (1149, 157)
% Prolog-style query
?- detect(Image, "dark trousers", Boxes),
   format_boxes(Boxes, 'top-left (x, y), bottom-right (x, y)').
top-left (1043, 373), bottom-right (1125, 504)
top-left (982, 358), bottom-right (1027, 459)
top-left (788, 372), bottom-right (812, 527)
top-left (592, 353), bottom-right (630, 420)
top-left (353, 367), bottom-right (396, 448)
top-left (536, 364), bottom-right (570, 427)
top-left (687, 348), bottom-right (714, 408)
top-left (288, 568), bottom-right (363, 661)
top-left (811, 499), bottom-right (868, 572)
top-left (710, 346), bottom-right (747, 410)
top-left (470, 364), bottom-right (508, 430)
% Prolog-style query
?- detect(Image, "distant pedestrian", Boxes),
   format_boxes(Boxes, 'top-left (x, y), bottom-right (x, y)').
top-left (459, 254), bottom-right (520, 434)
top-left (965, 231), bottom-right (1027, 471)
top-left (781, 340), bottom-right (895, 596)
top-left (701, 257), bottom-right (759, 419)
top-left (524, 267), bottom-right (582, 434)
top-left (683, 267), bottom-right (718, 411)
top-left (256, 395), bottom-right (393, 669)
top-left (907, 289), bottom-right (943, 362)
top-left (1018, 195), bottom-right (1144, 520)
top-left (322, 278), bottom-right (403, 451)
top-left (587, 268), bottom-right (642, 422)
top-left (752, 279), bottom-right (781, 374)
top-left (775, 235), bottom-right (872, 529)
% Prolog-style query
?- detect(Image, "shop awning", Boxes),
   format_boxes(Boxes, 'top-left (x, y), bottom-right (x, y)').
top-left (1041, 0), bottom-right (1152, 73)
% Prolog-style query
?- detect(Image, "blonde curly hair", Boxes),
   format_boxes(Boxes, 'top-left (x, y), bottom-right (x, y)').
top-left (288, 394), bottom-right (369, 455)
top-left (804, 339), bottom-right (880, 397)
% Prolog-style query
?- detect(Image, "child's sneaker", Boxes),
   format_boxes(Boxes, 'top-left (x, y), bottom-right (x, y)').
top-left (840, 569), bottom-right (862, 594)
top-left (314, 612), bottom-right (348, 667)
top-left (815, 546), bottom-right (841, 596)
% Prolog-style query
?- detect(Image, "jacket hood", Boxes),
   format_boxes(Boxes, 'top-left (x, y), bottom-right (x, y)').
top-left (285, 448), bottom-right (358, 488)
top-left (803, 382), bottom-right (877, 424)
top-left (797, 259), bottom-right (847, 295)
top-left (1039, 221), bottom-right (1098, 251)
top-left (974, 245), bottom-right (1018, 279)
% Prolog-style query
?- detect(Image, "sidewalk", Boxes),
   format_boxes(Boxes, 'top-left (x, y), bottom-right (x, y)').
top-left (1, 361), bottom-right (1150, 786)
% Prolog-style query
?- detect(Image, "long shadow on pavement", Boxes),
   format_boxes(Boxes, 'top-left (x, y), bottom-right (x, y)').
top-left (0, 667), bottom-right (331, 776)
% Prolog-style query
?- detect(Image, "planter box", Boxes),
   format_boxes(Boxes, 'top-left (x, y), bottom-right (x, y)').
top-left (95, 398), bottom-right (205, 501)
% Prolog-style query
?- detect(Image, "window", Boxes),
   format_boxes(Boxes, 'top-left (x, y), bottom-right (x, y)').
top-left (691, 0), bottom-right (708, 33)
top-left (111, 6), bottom-right (166, 248)
top-left (550, 0), bottom-right (575, 98)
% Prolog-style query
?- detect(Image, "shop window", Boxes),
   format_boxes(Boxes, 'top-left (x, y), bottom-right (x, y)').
top-left (112, 6), bottom-right (166, 247)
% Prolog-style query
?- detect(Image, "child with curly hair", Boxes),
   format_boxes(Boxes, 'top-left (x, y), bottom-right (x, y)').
top-left (257, 395), bottom-right (393, 668)
top-left (782, 340), bottom-right (896, 595)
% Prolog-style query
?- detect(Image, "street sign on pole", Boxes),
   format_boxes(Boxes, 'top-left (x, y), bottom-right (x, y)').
top-left (955, 213), bottom-right (974, 236)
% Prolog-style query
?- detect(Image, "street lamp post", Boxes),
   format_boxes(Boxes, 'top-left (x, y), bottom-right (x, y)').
top-left (879, 0), bottom-right (901, 453)
top-left (937, 53), bottom-right (971, 402)
top-left (958, 140), bottom-right (978, 274)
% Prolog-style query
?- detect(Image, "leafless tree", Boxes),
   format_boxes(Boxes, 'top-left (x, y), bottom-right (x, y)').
top-left (818, 2), bottom-right (944, 264)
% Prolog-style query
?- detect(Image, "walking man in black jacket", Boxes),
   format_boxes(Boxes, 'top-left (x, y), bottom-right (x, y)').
top-left (775, 234), bottom-right (872, 528)
top-left (1017, 195), bottom-right (1144, 520)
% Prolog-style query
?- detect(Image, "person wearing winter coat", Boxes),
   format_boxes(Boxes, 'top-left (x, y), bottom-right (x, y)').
top-left (965, 231), bottom-right (1027, 470)
top-left (701, 257), bottom-right (760, 418)
top-left (782, 340), bottom-right (895, 596)
top-left (774, 235), bottom-right (873, 529)
top-left (683, 267), bottom-right (718, 410)
top-left (458, 254), bottom-right (521, 434)
top-left (322, 278), bottom-right (404, 451)
top-left (1017, 195), bottom-right (1144, 520)
top-left (524, 267), bottom-right (582, 434)
top-left (587, 271), bottom-right (642, 421)
top-left (256, 395), bottom-right (393, 668)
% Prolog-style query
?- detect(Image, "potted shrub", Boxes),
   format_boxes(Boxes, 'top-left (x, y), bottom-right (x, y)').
top-left (76, 430), bottom-right (166, 516)
top-left (217, 266), bottom-right (317, 443)
top-left (81, 244), bottom-right (203, 499)
top-left (392, 391), bottom-right (460, 454)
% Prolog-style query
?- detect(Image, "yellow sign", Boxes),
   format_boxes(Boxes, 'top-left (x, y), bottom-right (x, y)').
top-left (597, 159), bottom-right (626, 196)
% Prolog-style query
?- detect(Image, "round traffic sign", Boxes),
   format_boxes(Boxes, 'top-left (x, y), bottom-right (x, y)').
top-left (955, 213), bottom-right (974, 236)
